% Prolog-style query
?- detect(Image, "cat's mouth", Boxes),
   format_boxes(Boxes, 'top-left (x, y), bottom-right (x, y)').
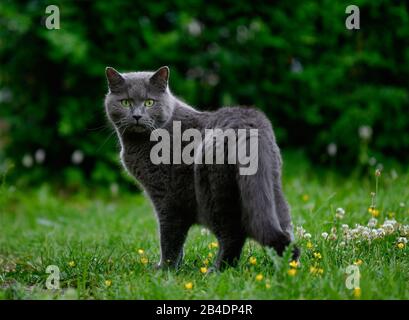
top-left (129, 122), bottom-right (150, 133)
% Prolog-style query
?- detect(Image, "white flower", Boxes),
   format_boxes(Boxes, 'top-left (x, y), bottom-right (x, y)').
top-left (397, 237), bottom-right (408, 244)
top-left (187, 19), bottom-right (202, 36)
top-left (329, 233), bottom-right (337, 241)
top-left (296, 226), bottom-right (306, 238)
top-left (327, 143), bottom-right (337, 157)
top-left (358, 125), bottom-right (373, 141)
top-left (200, 228), bottom-right (210, 236)
top-left (339, 241), bottom-right (346, 247)
top-left (399, 225), bottom-right (409, 236)
top-left (34, 149), bottom-right (46, 164)
top-left (321, 232), bottom-right (329, 240)
top-left (22, 154), bottom-right (33, 168)
top-left (368, 218), bottom-right (377, 228)
top-left (304, 233), bottom-right (312, 239)
top-left (71, 150), bottom-right (84, 164)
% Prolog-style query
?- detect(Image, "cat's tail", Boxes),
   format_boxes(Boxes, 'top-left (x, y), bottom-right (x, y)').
top-left (236, 132), bottom-right (292, 256)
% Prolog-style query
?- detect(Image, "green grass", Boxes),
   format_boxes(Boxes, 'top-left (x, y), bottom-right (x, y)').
top-left (0, 151), bottom-right (408, 300)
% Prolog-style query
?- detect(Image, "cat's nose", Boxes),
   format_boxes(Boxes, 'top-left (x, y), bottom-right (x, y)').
top-left (133, 115), bottom-right (142, 122)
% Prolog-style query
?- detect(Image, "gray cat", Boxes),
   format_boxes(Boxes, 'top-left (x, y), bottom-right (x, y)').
top-left (104, 66), bottom-right (299, 270)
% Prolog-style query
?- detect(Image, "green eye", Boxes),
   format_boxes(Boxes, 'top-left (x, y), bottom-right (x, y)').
top-left (144, 99), bottom-right (154, 107)
top-left (120, 99), bottom-right (131, 107)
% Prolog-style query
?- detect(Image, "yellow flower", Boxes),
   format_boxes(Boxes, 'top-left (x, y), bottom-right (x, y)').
top-left (287, 268), bottom-right (297, 276)
top-left (371, 209), bottom-right (380, 217)
top-left (289, 260), bottom-right (299, 268)
top-left (353, 287), bottom-right (361, 298)
top-left (265, 283), bottom-right (271, 289)
top-left (68, 261), bottom-right (75, 267)
top-left (208, 252), bottom-right (213, 258)
top-left (255, 274), bottom-right (263, 281)
top-left (140, 257), bottom-right (149, 264)
top-left (306, 241), bottom-right (313, 249)
top-left (354, 259), bottom-right (363, 266)
top-left (310, 266), bottom-right (324, 275)
top-left (208, 242), bottom-right (219, 249)
top-left (249, 257), bottom-right (257, 265)
top-left (184, 282), bottom-right (193, 290)
top-left (200, 267), bottom-right (208, 274)
top-left (313, 252), bottom-right (322, 260)
top-left (302, 194), bottom-right (309, 202)
top-left (105, 280), bottom-right (112, 287)
top-left (388, 212), bottom-right (395, 219)
top-left (203, 259), bottom-right (209, 266)
top-left (397, 242), bottom-right (405, 249)
top-left (137, 249), bottom-right (144, 255)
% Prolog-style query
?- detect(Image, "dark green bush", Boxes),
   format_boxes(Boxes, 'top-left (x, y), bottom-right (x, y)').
top-left (1, 0), bottom-right (408, 186)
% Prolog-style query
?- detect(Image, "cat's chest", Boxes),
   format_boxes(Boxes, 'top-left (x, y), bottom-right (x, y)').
top-left (121, 143), bottom-right (156, 179)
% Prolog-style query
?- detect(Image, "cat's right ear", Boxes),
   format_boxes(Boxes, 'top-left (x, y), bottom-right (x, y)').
top-left (105, 67), bottom-right (125, 93)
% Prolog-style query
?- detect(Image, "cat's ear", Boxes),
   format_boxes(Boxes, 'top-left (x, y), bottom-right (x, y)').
top-left (105, 67), bottom-right (125, 92)
top-left (149, 66), bottom-right (169, 92)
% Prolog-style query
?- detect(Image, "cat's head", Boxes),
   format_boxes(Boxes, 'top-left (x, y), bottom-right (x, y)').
top-left (104, 66), bottom-right (175, 134)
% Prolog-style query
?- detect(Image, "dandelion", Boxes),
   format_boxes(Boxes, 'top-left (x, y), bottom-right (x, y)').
top-left (313, 252), bottom-right (322, 260)
top-left (209, 242), bottom-right (218, 249)
top-left (302, 194), bottom-right (309, 202)
top-left (105, 280), bottom-right (112, 287)
top-left (265, 283), bottom-right (271, 289)
top-left (203, 259), bottom-right (209, 266)
top-left (306, 241), bottom-right (313, 249)
top-left (22, 154), bottom-right (34, 168)
top-left (289, 260), bottom-right (299, 268)
top-left (255, 274), bottom-right (263, 281)
top-left (137, 249), bottom-right (144, 255)
top-left (140, 257), bottom-right (149, 264)
top-left (68, 261), bottom-right (75, 267)
top-left (208, 253), bottom-right (213, 258)
top-left (358, 125), bottom-right (372, 141)
top-left (375, 169), bottom-right (381, 177)
top-left (336, 208), bottom-right (345, 219)
top-left (34, 149), bottom-right (46, 164)
top-left (327, 143), bottom-right (337, 157)
top-left (370, 208), bottom-right (380, 218)
top-left (200, 267), bottom-right (208, 274)
top-left (249, 257), bottom-right (257, 265)
top-left (309, 266), bottom-right (323, 275)
top-left (397, 242), bottom-right (405, 249)
top-left (353, 287), bottom-right (361, 298)
top-left (184, 282), bottom-right (193, 290)
top-left (287, 269), bottom-right (297, 276)
top-left (71, 150), bottom-right (84, 164)
top-left (354, 259), bottom-right (363, 266)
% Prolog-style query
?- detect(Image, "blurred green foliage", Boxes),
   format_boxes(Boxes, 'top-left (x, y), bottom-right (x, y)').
top-left (0, 0), bottom-right (408, 186)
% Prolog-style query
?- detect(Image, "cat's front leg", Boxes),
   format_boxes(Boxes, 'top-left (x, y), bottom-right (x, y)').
top-left (156, 218), bottom-right (190, 270)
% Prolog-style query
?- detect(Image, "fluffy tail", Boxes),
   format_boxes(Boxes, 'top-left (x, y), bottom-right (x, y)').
top-left (237, 133), bottom-right (292, 255)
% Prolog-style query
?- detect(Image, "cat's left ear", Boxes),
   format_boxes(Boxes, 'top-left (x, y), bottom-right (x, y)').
top-left (150, 66), bottom-right (169, 92)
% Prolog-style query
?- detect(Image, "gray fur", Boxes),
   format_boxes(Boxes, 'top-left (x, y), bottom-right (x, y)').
top-left (104, 66), bottom-right (298, 270)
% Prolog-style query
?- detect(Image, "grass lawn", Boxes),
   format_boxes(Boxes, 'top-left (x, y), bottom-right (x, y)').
top-left (0, 151), bottom-right (408, 299)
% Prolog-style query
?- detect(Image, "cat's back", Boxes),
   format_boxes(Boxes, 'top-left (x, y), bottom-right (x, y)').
top-left (205, 106), bottom-right (275, 136)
